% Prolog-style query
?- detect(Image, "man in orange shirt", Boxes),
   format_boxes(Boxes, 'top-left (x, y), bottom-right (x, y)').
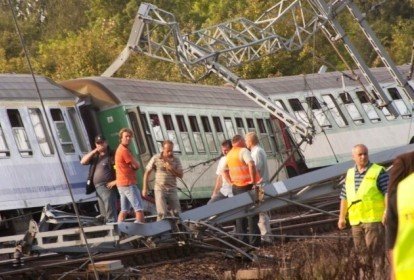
top-left (115, 128), bottom-right (145, 223)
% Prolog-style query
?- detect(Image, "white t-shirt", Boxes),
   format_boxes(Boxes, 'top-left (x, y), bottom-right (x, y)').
top-left (216, 156), bottom-right (233, 197)
top-left (251, 145), bottom-right (270, 184)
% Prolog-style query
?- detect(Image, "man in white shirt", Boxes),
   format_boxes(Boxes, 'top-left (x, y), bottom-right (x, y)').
top-left (208, 140), bottom-right (233, 204)
top-left (246, 132), bottom-right (272, 243)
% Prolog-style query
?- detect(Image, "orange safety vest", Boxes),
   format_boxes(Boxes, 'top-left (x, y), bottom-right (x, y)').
top-left (226, 147), bottom-right (260, 187)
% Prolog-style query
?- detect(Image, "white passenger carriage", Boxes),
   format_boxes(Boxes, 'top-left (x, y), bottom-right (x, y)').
top-left (248, 65), bottom-right (414, 168)
top-left (0, 75), bottom-right (91, 233)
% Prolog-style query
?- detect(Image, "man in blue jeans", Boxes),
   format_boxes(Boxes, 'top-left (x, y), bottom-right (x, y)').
top-left (81, 135), bottom-right (117, 223)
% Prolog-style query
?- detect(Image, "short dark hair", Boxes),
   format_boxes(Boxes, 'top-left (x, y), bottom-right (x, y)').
top-left (221, 139), bottom-right (232, 149)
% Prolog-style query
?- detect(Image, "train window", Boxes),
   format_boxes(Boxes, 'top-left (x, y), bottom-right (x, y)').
top-left (163, 114), bottom-right (180, 153)
top-left (128, 112), bottom-right (147, 154)
top-left (67, 108), bottom-right (88, 153)
top-left (322, 95), bottom-right (348, 127)
top-left (0, 123), bottom-right (10, 158)
top-left (7, 109), bottom-right (33, 157)
top-left (176, 115), bottom-right (193, 154)
top-left (28, 108), bottom-right (54, 156)
top-left (50, 108), bottom-right (75, 154)
top-left (235, 117), bottom-right (246, 136)
top-left (257, 118), bottom-right (272, 153)
top-left (275, 100), bottom-right (288, 111)
top-left (288, 99), bottom-right (310, 125)
top-left (149, 114), bottom-right (164, 151)
top-left (224, 117), bottom-right (236, 138)
top-left (356, 91), bottom-right (381, 123)
top-left (246, 118), bottom-right (256, 132)
top-left (201, 116), bottom-right (217, 153)
top-left (305, 97), bottom-right (331, 128)
top-left (212, 116), bottom-right (225, 144)
top-left (189, 115), bottom-right (206, 153)
top-left (141, 114), bottom-right (156, 154)
top-left (339, 92), bottom-right (364, 125)
top-left (387, 88), bottom-right (411, 118)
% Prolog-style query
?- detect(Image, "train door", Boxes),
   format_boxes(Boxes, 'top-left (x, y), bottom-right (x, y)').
top-left (76, 97), bottom-right (102, 146)
top-left (126, 107), bottom-right (153, 169)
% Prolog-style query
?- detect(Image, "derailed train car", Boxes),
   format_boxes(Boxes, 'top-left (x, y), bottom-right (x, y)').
top-left (61, 77), bottom-right (290, 201)
top-left (0, 74), bottom-right (91, 234)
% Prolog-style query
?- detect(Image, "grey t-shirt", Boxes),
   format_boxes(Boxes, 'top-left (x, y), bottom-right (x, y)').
top-left (93, 154), bottom-right (114, 185)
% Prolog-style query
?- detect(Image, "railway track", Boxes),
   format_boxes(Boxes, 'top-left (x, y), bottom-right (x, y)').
top-left (0, 195), bottom-right (342, 279)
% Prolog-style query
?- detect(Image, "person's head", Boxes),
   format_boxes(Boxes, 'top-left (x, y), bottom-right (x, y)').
top-left (231, 134), bottom-right (246, 148)
top-left (245, 132), bottom-right (259, 149)
top-left (119, 128), bottom-right (134, 146)
top-left (221, 139), bottom-right (232, 155)
top-left (352, 144), bottom-right (369, 168)
top-left (94, 134), bottom-right (108, 152)
top-left (162, 140), bottom-right (174, 158)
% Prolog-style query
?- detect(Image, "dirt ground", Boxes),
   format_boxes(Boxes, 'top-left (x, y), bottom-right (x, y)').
top-left (138, 230), bottom-right (390, 280)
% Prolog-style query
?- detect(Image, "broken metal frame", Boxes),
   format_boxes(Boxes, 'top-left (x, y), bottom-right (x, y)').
top-left (102, 0), bottom-right (414, 142)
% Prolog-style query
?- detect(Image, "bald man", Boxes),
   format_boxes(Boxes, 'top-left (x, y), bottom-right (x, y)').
top-left (338, 144), bottom-right (389, 267)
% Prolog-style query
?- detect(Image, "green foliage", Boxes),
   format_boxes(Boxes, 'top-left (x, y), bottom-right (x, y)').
top-left (0, 0), bottom-right (412, 83)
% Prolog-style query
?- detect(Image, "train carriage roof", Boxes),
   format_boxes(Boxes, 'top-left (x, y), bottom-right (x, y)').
top-left (247, 65), bottom-right (413, 95)
top-left (0, 74), bottom-right (74, 100)
top-left (61, 76), bottom-right (259, 109)
top-left (62, 65), bottom-right (413, 109)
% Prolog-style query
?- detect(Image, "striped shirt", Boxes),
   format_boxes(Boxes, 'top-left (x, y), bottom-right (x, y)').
top-left (340, 162), bottom-right (389, 200)
top-left (146, 154), bottom-right (183, 190)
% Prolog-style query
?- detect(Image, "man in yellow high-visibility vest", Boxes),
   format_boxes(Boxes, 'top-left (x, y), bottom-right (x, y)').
top-left (338, 144), bottom-right (389, 266)
top-left (386, 150), bottom-right (414, 280)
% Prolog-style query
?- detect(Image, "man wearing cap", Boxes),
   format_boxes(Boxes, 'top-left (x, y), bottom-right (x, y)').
top-left (81, 135), bottom-right (117, 223)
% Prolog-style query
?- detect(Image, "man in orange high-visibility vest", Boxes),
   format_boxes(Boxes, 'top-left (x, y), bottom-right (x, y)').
top-left (223, 134), bottom-right (261, 247)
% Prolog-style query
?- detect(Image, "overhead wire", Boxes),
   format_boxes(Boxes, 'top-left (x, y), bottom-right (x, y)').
top-left (6, 1), bottom-right (100, 279)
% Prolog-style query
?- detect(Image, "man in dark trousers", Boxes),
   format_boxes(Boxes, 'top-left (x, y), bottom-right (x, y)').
top-left (223, 134), bottom-right (261, 247)
top-left (81, 135), bottom-right (117, 223)
top-left (337, 144), bottom-right (388, 266)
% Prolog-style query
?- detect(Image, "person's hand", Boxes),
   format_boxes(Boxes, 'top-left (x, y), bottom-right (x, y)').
top-left (164, 161), bottom-right (172, 171)
top-left (107, 181), bottom-right (116, 189)
top-left (337, 218), bottom-right (347, 230)
top-left (142, 188), bottom-right (148, 197)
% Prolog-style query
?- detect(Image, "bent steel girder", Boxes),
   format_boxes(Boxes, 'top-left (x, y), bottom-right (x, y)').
top-left (125, 1), bottom-right (323, 68)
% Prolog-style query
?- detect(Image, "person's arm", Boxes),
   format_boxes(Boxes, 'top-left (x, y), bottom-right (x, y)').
top-left (123, 149), bottom-right (140, 170)
top-left (212, 175), bottom-right (223, 197)
top-left (129, 156), bottom-right (140, 170)
top-left (338, 199), bottom-right (348, 230)
top-left (222, 169), bottom-right (232, 185)
top-left (247, 160), bottom-right (256, 185)
top-left (80, 148), bottom-right (98, 165)
top-left (377, 170), bottom-right (389, 224)
top-left (142, 168), bottom-right (152, 197)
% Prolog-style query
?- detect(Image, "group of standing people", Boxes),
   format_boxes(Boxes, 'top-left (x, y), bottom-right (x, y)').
top-left (337, 144), bottom-right (414, 279)
top-left (81, 128), bottom-right (183, 224)
top-left (209, 133), bottom-right (272, 246)
top-left (82, 127), bottom-right (413, 278)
